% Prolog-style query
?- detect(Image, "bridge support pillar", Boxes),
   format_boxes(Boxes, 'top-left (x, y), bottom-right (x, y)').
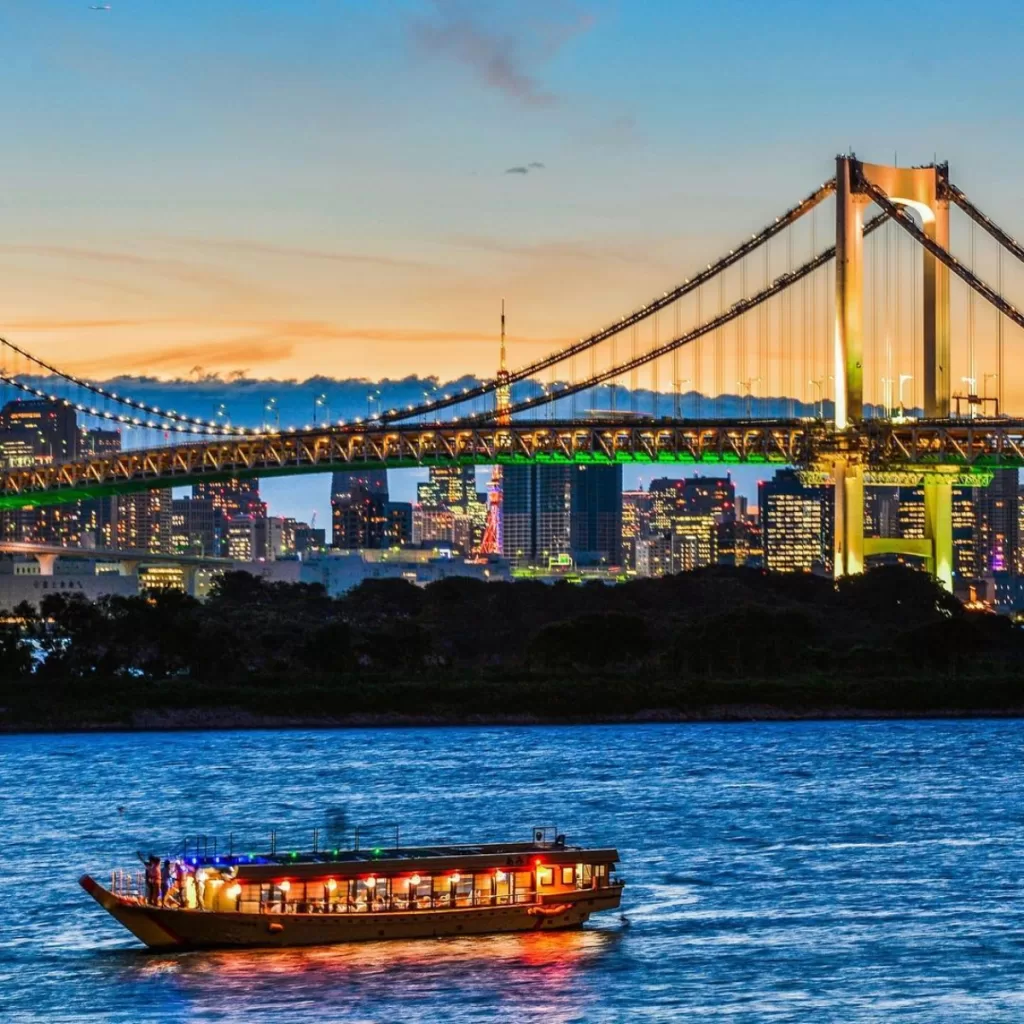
top-left (923, 476), bottom-right (954, 592)
top-left (831, 459), bottom-right (864, 579)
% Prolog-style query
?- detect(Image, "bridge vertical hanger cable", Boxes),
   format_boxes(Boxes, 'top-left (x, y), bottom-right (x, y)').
top-left (968, 219), bottom-right (977, 393)
top-left (473, 213), bottom-right (889, 423)
top-left (695, 284), bottom-right (702, 418)
top-left (716, 269), bottom-right (724, 418)
top-left (912, 230), bottom-right (918, 414)
top-left (630, 323), bottom-right (638, 414)
top-left (997, 245), bottom-right (1004, 412)
top-left (652, 311), bottom-right (659, 418)
top-left (787, 223), bottom-right (794, 417)
top-left (673, 299), bottom-right (681, 417)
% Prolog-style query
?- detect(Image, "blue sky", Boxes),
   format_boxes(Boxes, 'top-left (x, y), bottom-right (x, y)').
top-left (3, 0), bottom-right (1024, 524)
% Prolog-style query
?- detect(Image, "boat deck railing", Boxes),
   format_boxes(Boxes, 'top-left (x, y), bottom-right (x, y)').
top-left (173, 824), bottom-right (568, 867)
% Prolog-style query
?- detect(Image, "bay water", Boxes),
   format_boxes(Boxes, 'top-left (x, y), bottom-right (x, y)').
top-left (2, 720), bottom-right (1023, 1022)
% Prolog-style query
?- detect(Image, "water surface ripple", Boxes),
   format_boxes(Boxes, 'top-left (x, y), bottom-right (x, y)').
top-left (2, 720), bottom-right (1024, 1022)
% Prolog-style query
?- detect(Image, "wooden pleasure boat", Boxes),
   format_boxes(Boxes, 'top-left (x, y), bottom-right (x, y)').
top-left (80, 827), bottom-right (624, 950)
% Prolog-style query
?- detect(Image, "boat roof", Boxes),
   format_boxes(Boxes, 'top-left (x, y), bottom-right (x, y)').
top-left (173, 839), bottom-right (619, 880)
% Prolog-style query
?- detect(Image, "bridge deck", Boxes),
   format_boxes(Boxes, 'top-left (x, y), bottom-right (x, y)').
top-left (0, 418), bottom-right (1022, 509)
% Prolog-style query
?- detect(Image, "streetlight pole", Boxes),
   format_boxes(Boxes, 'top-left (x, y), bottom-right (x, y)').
top-left (961, 376), bottom-right (977, 419)
top-left (880, 377), bottom-right (894, 419)
top-left (897, 374), bottom-right (913, 418)
top-left (674, 378), bottom-right (691, 419)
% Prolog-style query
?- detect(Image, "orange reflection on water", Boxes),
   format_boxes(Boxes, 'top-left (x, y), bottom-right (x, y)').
top-left (144, 927), bottom-right (616, 976)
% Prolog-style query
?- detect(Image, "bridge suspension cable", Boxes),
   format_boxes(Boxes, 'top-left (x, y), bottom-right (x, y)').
top-left (0, 336), bottom-right (254, 436)
top-left (470, 213), bottom-right (890, 422)
top-left (945, 181), bottom-right (1024, 269)
top-left (378, 179), bottom-right (837, 425)
top-left (861, 181), bottom-right (1024, 340)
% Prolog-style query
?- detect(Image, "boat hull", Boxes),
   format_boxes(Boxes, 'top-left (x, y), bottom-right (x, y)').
top-left (80, 875), bottom-right (622, 950)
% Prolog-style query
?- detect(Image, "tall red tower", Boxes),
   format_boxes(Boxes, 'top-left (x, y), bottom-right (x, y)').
top-left (478, 301), bottom-right (509, 556)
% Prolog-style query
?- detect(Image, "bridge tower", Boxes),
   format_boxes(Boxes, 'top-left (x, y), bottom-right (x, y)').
top-left (835, 156), bottom-right (951, 427)
top-left (832, 156), bottom-right (953, 588)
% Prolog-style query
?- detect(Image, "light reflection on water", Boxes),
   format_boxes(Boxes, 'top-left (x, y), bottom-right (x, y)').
top-left (3, 721), bottom-right (1024, 1021)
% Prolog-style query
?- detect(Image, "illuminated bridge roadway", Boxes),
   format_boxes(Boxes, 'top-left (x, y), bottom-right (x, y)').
top-left (1, 417), bottom-right (1021, 511)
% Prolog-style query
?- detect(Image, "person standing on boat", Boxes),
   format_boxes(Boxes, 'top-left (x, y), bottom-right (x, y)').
top-left (141, 855), bottom-right (161, 905)
top-left (174, 862), bottom-right (187, 907)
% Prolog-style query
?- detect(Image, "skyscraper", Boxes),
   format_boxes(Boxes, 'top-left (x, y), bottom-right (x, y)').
top-left (331, 470), bottom-right (390, 549)
top-left (502, 464), bottom-right (571, 565)
top-left (117, 489), bottom-right (173, 554)
top-left (646, 474), bottom-right (735, 572)
top-left (569, 465), bottom-right (623, 566)
top-left (975, 468), bottom-right (1019, 575)
top-left (759, 469), bottom-right (832, 574)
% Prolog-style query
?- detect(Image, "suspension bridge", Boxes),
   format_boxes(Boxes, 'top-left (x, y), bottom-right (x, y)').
top-left (3, 153), bottom-right (1024, 590)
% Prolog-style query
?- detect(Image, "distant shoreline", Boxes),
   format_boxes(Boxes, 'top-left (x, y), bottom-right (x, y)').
top-left (5, 704), bottom-right (1024, 734)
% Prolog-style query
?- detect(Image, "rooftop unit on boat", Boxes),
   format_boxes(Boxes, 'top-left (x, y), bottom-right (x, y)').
top-left (80, 826), bottom-right (624, 949)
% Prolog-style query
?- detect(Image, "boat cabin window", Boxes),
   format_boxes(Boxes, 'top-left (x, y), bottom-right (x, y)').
top-left (561, 867), bottom-right (574, 885)
top-left (537, 867), bottom-right (554, 887)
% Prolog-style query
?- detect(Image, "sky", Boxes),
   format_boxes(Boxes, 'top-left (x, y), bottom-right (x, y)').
top-left (3, 0), bottom-right (1024, 521)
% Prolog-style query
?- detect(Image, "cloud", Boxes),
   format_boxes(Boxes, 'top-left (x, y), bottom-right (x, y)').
top-left (408, 1), bottom-right (593, 108)
top-left (505, 161), bottom-right (546, 175)
top-left (165, 238), bottom-right (432, 272)
top-left (0, 243), bottom-right (271, 298)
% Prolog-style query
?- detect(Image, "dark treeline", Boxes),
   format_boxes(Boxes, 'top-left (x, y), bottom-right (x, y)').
top-left (2, 565), bottom-right (1024, 728)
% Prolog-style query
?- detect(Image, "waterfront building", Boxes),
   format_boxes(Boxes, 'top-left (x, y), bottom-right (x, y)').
top-left (759, 469), bottom-right (832, 574)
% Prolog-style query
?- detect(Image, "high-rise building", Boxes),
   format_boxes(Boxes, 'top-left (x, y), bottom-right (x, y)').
top-left (415, 466), bottom-right (486, 552)
top-left (864, 486), bottom-right (900, 538)
top-left (569, 465), bottom-right (623, 565)
top-left (621, 490), bottom-right (652, 571)
top-left (79, 429), bottom-right (122, 549)
top-left (0, 399), bottom-right (77, 462)
top-left (759, 470), bottom-right (832, 574)
top-left (117, 489), bottom-right (172, 554)
top-left (502, 464), bottom-right (572, 565)
top-left (646, 475), bottom-right (735, 571)
top-left (81, 428), bottom-right (121, 456)
top-left (254, 516), bottom-right (286, 560)
top-left (385, 501), bottom-right (413, 546)
top-left (193, 478), bottom-right (266, 519)
top-left (0, 400), bottom-right (83, 545)
top-left (225, 516), bottom-right (257, 561)
top-left (294, 524), bottom-right (326, 555)
top-left (975, 468), bottom-right (1019, 575)
top-left (171, 497), bottom-right (217, 555)
top-left (331, 470), bottom-right (389, 549)
top-left (418, 466), bottom-right (476, 511)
